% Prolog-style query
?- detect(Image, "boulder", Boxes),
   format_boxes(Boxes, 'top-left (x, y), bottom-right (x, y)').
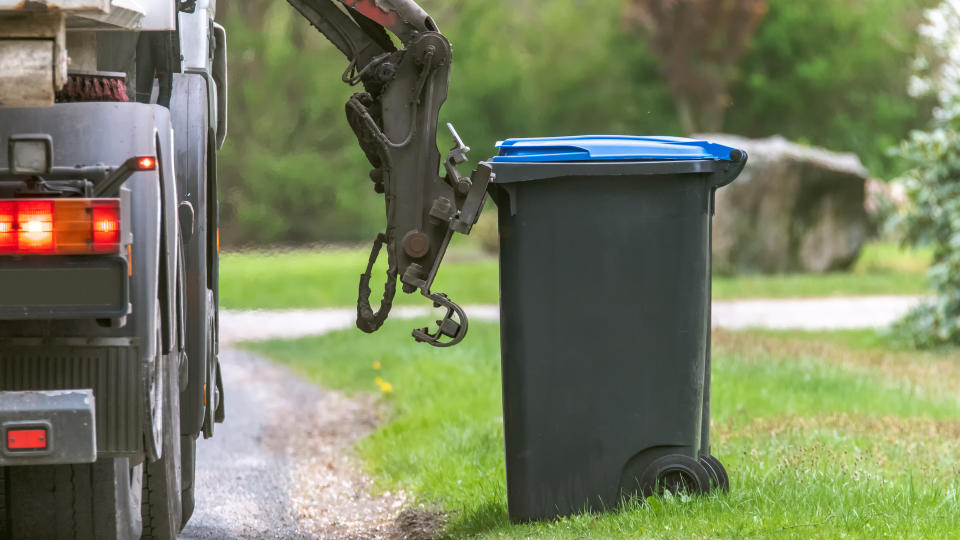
top-left (697, 134), bottom-right (870, 274)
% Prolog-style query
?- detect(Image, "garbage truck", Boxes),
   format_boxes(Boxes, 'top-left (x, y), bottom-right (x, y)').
top-left (0, 0), bottom-right (486, 538)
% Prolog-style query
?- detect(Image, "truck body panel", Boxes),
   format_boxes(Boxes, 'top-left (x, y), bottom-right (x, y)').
top-left (0, 102), bottom-right (177, 459)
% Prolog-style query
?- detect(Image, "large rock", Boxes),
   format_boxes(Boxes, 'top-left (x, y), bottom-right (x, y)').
top-left (698, 134), bottom-right (870, 274)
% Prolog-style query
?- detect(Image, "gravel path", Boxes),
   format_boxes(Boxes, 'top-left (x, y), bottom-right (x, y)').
top-left (220, 296), bottom-right (924, 345)
top-left (178, 349), bottom-right (407, 539)
top-left (710, 295), bottom-right (924, 330)
top-left (181, 294), bottom-right (924, 538)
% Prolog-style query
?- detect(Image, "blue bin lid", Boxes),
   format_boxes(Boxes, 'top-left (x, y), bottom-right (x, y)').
top-left (492, 135), bottom-right (743, 163)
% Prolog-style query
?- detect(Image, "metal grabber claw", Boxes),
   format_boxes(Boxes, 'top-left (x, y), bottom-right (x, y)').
top-left (412, 291), bottom-right (468, 347)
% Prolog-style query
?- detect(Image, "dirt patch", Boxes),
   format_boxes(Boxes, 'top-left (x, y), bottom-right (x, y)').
top-left (260, 375), bottom-right (412, 540)
top-left (713, 330), bottom-right (960, 397)
top-left (715, 412), bottom-right (960, 442)
top-left (390, 507), bottom-right (446, 540)
top-left (714, 412), bottom-right (960, 478)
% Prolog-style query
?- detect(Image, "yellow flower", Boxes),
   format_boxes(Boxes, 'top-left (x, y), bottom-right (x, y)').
top-left (372, 361), bottom-right (382, 370)
top-left (379, 382), bottom-right (393, 393)
top-left (375, 377), bottom-right (384, 385)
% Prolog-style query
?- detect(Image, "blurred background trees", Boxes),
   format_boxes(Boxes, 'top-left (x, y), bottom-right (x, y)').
top-left (622, 0), bottom-right (769, 133)
top-left (216, 0), bottom-right (935, 247)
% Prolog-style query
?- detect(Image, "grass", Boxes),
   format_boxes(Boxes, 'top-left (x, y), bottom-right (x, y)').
top-left (244, 324), bottom-right (960, 539)
top-left (220, 242), bottom-right (932, 309)
top-left (219, 237), bottom-right (499, 310)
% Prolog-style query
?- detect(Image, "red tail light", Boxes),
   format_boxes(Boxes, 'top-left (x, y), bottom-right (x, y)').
top-left (0, 199), bottom-right (122, 255)
top-left (17, 200), bottom-right (54, 253)
top-left (91, 201), bottom-right (121, 252)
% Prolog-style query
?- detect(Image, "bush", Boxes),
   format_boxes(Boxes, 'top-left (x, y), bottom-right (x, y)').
top-left (890, 1), bottom-right (960, 347)
top-left (890, 125), bottom-right (960, 346)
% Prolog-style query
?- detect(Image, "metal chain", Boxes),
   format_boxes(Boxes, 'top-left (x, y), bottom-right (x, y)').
top-left (356, 233), bottom-right (398, 333)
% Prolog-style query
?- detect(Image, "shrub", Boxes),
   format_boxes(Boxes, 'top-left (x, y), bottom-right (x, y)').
top-left (890, 1), bottom-right (960, 347)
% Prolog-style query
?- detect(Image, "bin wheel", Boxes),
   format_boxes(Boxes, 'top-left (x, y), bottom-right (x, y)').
top-left (640, 454), bottom-right (712, 497)
top-left (701, 455), bottom-right (730, 492)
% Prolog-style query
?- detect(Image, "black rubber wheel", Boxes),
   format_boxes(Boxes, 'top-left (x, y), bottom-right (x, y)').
top-left (2, 458), bottom-right (143, 540)
top-left (639, 454), bottom-right (712, 497)
top-left (702, 454), bottom-right (730, 492)
top-left (699, 456), bottom-right (721, 492)
top-left (141, 317), bottom-right (183, 540)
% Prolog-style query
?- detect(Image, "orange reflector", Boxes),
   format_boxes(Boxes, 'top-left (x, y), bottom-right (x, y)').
top-left (137, 156), bottom-right (156, 170)
top-left (7, 428), bottom-right (47, 451)
top-left (0, 199), bottom-right (121, 255)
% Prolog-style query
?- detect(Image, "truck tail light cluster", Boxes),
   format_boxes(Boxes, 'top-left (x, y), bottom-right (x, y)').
top-left (0, 199), bottom-right (121, 255)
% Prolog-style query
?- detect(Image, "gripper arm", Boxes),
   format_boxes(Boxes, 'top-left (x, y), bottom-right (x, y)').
top-left (287, 0), bottom-right (492, 347)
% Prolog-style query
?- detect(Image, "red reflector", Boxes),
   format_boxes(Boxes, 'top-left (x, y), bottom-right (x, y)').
top-left (17, 200), bottom-right (54, 253)
top-left (92, 200), bottom-right (121, 252)
top-left (137, 156), bottom-right (156, 170)
top-left (7, 428), bottom-right (48, 451)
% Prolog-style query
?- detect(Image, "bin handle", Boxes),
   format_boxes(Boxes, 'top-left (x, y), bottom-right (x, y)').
top-left (710, 149), bottom-right (748, 190)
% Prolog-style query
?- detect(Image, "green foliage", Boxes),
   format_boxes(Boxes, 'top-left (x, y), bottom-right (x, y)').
top-left (727, 0), bottom-right (937, 178)
top-left (217, 0), bottom-right (932, 246)
top-left (891, 124), bottom-right (960, 347)
top-left (217, 1), bottom-right (383, 246)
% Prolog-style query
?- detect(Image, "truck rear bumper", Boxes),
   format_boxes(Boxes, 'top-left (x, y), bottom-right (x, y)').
top-left (0, 389), bottom-right (96, 466)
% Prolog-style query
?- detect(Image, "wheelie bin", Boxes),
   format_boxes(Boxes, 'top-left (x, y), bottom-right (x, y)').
top-left (486, 135), bottom-right (747, 522)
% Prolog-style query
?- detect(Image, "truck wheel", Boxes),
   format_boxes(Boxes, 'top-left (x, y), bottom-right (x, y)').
top-left (141, 316), bottom-right (183, 539)
top-left (2, 458), bottom-right (143, 540)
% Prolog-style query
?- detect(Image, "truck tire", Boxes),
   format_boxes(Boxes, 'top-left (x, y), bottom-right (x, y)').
top-left (141, 309), bottom-right (183, 540)
top-left (1, 458), bottom-right (143, 540)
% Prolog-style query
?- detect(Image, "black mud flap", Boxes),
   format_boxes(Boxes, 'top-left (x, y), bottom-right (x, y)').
top-left (213, 359), bottom-right (225, 424)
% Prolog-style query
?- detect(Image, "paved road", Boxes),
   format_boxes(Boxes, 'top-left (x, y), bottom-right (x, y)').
top-left (178, 349), bottom-right (307, 539)
top-left (181, 295), bottom-right (924, 538)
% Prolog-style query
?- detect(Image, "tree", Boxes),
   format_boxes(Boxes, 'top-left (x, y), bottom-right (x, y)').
top-left (622, 0), bottom-right (768, 134)
top-left (727, 0), bottom-right (936, 178)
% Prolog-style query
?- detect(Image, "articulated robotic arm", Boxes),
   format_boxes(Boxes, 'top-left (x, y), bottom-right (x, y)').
top-left (288, 0), bottom-right (491, 347)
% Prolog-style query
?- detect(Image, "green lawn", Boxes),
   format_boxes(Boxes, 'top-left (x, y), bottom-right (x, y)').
top-left (220, 242), bottom-right (931, 309)
top-left (244, 325), bottom-right (960, 538)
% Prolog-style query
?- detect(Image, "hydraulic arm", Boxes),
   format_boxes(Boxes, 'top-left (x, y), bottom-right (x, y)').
top-left (288, 0), bottom-right (490, 347)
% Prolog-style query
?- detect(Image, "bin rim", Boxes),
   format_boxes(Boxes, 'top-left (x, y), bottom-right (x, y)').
top-left (493, 135), bottom-right (745, 164)
top-left (485, 155), bottom-right (748, 190)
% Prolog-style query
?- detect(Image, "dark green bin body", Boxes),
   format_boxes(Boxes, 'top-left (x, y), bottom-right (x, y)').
top-left (488, 158), bottom-right (745, 522)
